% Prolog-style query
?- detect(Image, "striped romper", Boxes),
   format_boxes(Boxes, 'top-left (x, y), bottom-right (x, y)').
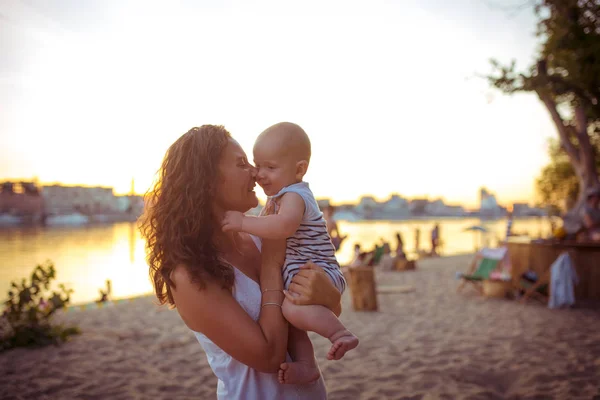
top-left (265, 182), bottom-right (346, 294)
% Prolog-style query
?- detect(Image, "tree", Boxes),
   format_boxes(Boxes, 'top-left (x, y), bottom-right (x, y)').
top-left (536, 136), bottom-right (600, 212)
top-left (488, 0), bottom-right (600, 212)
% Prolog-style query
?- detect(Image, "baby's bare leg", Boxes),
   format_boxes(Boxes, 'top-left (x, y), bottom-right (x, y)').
top-left (282, 298), bottom-right (359, 361)
top-left (278, 326), bottom-right (320, 384)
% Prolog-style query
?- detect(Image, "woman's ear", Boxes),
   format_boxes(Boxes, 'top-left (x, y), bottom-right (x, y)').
top-left (295, 160), bottom-right (309, 180)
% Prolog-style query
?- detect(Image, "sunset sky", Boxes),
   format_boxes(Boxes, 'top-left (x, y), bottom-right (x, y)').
top-left (1, 0), bottom-right (556, 208)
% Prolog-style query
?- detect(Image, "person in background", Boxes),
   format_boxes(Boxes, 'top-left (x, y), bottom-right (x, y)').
top-left (323, 206), bottom-right (347, 251)
top-left (506, 207), bottom-right (514, 241)
top-left (379, 242), bottom-right (395, 271)
top-left (353, 243), bottom-right (362, 259)
top-left (414, 228), bottom-right (421, 254)
top-left (349, 243), bottom-right (369, 268)
top-left (581, 187), bottom-right (600, 241)
top-left (430, 224), bottom-right (440, 256)
top-left (395, 232), bottom-right (406, 260)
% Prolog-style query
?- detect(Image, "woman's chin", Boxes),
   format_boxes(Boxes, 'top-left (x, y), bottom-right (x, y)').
top-left (248, 193), bottom-right (259, 208)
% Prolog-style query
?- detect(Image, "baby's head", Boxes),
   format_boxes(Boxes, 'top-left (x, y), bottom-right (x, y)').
top-left (253, 122), bottom-right (311, 196)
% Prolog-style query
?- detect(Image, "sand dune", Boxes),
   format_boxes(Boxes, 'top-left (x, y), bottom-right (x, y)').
top-left (2, 254), bottom-right (599, 399)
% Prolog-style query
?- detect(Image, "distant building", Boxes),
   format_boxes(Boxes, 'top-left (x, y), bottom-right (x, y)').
top-left (355, 196), bottom-right (378, 218)
top-left (316, 198), bottom-right (332, 210)
top-left (382, 194), bottom-right (409, 213)
top-left (115, 195), bottom-right (145, 214)
top-left (42, 185), bottom-right (118, 215)
top-left (330, 203), bottom-right (361, 221)
top-left (512, 202), bottom-right (546, 217)
top-left (445, 205), bottom-right (467, 216)
top-left (512, 202), bottom-right (528, 216)
top-left (409, 199), bottom-right (429, 215)
top-left (480, 187), bottom-right (501, 215)
top-left (424, 199), bottom-right (467, 217)
top-left (0, 181), bottom-right (44, 218)
top-left (424, 199), bottom-right (445, 216)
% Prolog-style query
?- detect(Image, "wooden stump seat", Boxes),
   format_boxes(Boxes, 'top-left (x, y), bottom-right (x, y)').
top-left (345, 266), bottom-right (378, 311)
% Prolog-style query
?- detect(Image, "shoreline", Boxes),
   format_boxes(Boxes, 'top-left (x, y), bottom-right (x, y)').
top-left (0, 214), bottom-right (548, 230)
top-left (58, 254), bottom-right (476, 310)
top-left (0, 213), bottom-right (140, 229)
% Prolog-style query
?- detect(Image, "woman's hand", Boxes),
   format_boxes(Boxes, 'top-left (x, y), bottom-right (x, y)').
top-left (285, 262), bottom-right (342, 315)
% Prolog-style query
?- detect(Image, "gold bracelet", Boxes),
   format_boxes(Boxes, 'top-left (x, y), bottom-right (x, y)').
top-left (261, 302), bottom-right (282, 308)
top-left (262, 289), bottom-right (284, 294)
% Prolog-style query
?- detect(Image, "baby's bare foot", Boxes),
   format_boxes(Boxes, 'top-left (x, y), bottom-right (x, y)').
top-left (278, 361), bottom-right (320, 385)
top-left (327, 330), bottom-right (359, 360)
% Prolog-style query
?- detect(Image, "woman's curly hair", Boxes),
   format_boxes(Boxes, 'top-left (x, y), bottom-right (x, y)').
top-left (139, 125), bottom-right (235, 306)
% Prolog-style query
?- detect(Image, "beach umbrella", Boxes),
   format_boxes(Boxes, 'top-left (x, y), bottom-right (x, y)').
top-left (463, 225), bottom-right (489, 250)
top-left (463, 225), bottom-right (488, 233)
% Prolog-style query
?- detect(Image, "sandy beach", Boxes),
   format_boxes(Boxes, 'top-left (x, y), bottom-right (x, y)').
top-left (1, 254), bottom-right (599, 400)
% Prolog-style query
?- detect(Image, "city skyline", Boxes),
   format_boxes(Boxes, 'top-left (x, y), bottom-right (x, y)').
top-left (1, 177), bottom-right (535, 211)
top-left (1, 0), bottom-right (556, 208)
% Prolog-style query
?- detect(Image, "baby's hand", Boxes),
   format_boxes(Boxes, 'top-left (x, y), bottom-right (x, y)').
top-left (222, 211), bottom-right (245, 232)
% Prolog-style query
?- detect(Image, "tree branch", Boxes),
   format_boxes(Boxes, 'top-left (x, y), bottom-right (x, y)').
top-left (575, 105), bottom-right (588, 139)
top-left (537, 89), bottom-right (581, 164)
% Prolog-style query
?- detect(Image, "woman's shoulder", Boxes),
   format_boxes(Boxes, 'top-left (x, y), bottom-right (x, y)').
top-left (170, 263), bottom-right (232, 303)
top-left (170, 263), bottom-right (207, 288)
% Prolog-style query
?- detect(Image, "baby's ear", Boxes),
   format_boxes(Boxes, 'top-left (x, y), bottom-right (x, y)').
top-left (295, 160), bottom-right (309, 179)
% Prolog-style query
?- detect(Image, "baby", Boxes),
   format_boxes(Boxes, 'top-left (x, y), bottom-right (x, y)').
top-left (222, 122), bottom-right (359, 384)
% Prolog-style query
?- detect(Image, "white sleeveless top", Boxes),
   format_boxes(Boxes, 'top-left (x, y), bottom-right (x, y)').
top-left (193, 237), bottom-right (327, 400)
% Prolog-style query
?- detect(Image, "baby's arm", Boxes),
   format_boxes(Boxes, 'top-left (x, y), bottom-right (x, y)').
top-left (222, 192), bottom-right (305, 239)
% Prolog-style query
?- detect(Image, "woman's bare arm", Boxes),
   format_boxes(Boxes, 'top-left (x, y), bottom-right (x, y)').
top-left (171, 239), bottom-right (288, 373)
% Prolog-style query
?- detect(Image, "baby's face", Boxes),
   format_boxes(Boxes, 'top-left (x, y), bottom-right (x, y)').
top-left (253, 139), bottom-right (299, 196)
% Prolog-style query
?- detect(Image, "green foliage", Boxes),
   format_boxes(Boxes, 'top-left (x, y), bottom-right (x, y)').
top-left (1, 261), bottom-right (80, 351)
top-left (488, 0), bottom-right (600, 119)
top-left (536, 137), bottom-right (600, 210)
top-left (488, 0), bottom-right (600, 208)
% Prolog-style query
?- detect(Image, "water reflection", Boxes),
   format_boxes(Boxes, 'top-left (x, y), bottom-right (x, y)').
top-left (0, 217), bottom-right (550, 305)
top-left (0, 222), bottom-right (151, 305)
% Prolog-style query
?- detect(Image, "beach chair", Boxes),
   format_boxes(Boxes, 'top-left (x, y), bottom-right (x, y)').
top-left (457, 247), bottom-right (509, 295)
top-left (516, 269), bottom-right (550, 304)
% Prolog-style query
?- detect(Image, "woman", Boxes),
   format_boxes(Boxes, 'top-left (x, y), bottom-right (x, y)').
top-left (395, 232), bottom-right (406, 260)
top-left (140, 125), bottom-right (341, 399)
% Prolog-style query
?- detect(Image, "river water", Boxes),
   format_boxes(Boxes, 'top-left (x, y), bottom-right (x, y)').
top-left (0, 217), bottom-right (550, 305)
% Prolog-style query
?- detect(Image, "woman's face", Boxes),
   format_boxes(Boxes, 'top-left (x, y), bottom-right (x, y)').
top-left (214, 138), bottom-right (258, 213)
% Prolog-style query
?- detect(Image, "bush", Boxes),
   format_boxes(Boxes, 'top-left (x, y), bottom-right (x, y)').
top-left (1, 261), bottom-right (80, 351)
